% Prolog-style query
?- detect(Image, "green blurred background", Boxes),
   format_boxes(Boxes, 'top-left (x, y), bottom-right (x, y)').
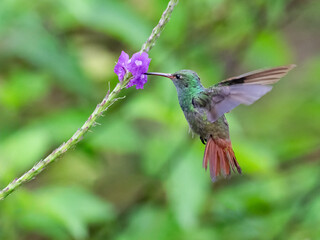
top-left (0, 0), bottom-right (319, 239)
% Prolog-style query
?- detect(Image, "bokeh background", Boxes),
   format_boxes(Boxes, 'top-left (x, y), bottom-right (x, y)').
top-left (0, 0), bottom-right (319, 239)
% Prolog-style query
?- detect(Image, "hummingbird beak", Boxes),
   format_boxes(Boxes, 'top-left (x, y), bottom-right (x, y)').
top-left (144, 72), bottom-right (174, 79)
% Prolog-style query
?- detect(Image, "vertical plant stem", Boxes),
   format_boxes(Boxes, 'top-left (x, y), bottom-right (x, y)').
top-left (141, 0), bottom-right (179, 53)
top-left (0, 0), bottom-right (179, 201)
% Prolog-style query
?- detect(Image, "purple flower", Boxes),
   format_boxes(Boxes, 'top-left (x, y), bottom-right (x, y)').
top-left (126, 74), bottom-right (148, 89)
top-left (114, 51), bottom-right (151, 89)
top-left (127, 52), bottom-right (151, 76)
top-left (114, 51), bottom-right (129, 81)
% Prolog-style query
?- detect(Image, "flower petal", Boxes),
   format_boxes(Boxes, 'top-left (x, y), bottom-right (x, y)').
top-left (127, 52), bottom-right (151, 76)
top-left (114, 51), bottom-right (130, 81)
top-left (114, 51), bottom-right (151, 89)
top-left (126, 74), bottom-right (148, 89)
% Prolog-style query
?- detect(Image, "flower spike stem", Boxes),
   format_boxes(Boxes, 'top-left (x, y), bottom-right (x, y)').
top-left (0, 0), bottom-right (179, 201)
top-left (140, 0), bottom-right (179, 53)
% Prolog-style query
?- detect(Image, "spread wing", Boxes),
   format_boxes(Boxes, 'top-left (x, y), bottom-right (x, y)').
top-left (192, 64), bottom-right (296, 123)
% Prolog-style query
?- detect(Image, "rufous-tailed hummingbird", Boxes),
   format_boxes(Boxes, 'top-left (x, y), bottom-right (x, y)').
top-left (146, 64), bottom-right (295, 181)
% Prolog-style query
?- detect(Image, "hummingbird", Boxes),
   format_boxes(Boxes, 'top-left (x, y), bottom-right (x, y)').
top-left (146, 64), bottom-right (296, 181)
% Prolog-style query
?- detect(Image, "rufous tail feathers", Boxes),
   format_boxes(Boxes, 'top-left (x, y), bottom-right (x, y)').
top-left (203, 138), bottom-right (241, 181)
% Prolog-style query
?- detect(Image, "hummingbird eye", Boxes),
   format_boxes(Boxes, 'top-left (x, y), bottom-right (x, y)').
top-left (175, 74), bottom-right (181, 79)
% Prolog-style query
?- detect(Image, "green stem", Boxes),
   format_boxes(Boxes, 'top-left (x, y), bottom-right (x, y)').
top-left (141, 0), bottom-right (179, 53)
top-left (0, 0), bottom-right (179, 201)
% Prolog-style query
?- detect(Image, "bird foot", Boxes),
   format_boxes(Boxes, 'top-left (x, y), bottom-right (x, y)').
top-left (200, 136), bottom-right (206, 145)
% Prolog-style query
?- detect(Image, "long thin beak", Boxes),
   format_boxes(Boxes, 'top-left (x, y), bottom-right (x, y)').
top-left (144, 72), bottom-right (174, 79)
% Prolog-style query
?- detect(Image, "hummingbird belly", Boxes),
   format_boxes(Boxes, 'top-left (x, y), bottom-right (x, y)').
top-left (184, 108), bottom-right (230, 140)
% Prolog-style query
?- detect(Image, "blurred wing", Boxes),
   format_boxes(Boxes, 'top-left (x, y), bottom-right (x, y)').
top-left (218, 64), bottom-right (296, 86)
top-left (202, 64), bottom-right (296, 122)
top-left (206, 85), bottom-right (272, 122)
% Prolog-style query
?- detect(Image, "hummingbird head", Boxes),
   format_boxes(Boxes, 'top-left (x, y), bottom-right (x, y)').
top-left (145, 70), bottom-right (203, 91)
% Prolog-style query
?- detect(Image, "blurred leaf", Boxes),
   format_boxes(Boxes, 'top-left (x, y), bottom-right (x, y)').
top-left (16, 186), bottom-right (114, 240)
top-left (0, 13), bottom-right (94, 96)
top-left (38, 109), bottom-right (89, 143)
top-left (233, 140), bottom-right (276, 176)
top-left (265, 0), bottom-right (287, 26)
top-left (57, 0), bottom-right (151, 49)
top-left (0, 69), bottom-right (50, 109)
top-left (243, 31), bottom-right (293, 68)
top-left (87, 116), bottom-right (143, 153)
top-left (116, 205), bottom-right (179, 240)
top-left (120, 92), bottom-right (173, 124)
top-left (141, 124), bottom-right (190, 176)
top-left (0, 127), bottom-right (51, 182)
top-left (211, 2), bottom-right (255, 50)
top-left (165, 148), bottom-right (210, 229)
top-left (44, 151), bottom-right (101, 187)
top-left (0, 108), bottom-right (88, 182)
